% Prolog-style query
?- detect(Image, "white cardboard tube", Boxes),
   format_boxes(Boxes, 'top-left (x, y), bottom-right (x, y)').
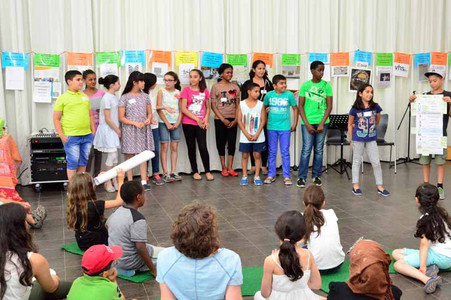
top-left (93, 150), bottom-right (155, 185)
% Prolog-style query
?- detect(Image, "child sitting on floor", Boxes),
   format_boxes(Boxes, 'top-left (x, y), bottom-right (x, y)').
top-left (106, 181), bottom-right (165, 277)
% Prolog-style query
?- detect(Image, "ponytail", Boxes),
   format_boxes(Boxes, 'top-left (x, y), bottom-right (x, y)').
top-left (274, 211), bottom-right (307, 282)
top-left (279, 238), bottom-right (304, 281)
top-left (303, 185), bottom-right (326, 242)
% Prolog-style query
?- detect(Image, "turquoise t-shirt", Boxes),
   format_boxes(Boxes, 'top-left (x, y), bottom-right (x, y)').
top-left (263, 90), bottom-right (297, 131)
top-left (299, 80), bottom-right (333, 125)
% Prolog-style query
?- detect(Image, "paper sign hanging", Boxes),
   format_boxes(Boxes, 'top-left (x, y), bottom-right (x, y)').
top-left (354, 51), bottom-right (372, 66)
top-left (2, 52), bottom-right (29, 70)
top-left (179, 63), bottom-right (195, 84)
top-left (414, 53), bottom-right (431, 67)
top-left (121, 50), bottom-right (145, 66)
top-left (148, 51), bottom-right (172, 67)
top-left (331, 53), bottom-right (349, 66)
top-left (5, 66), bottom-right (25, 90)
top-left (309, 53), bottom-right (328, 62)
top-left (430, 52), bottom-right (447, 66)
top-left (375, 53), bottom-right (393, 67)
top-left (252, 53), bottom-right (273, 67)
top-left (227, 54), bottom-right (248, 66)
top-left (34, 53), bottom-right (60, 67)
top-left (393, 53), bottom-right (410, 77)
top-left (96, 52), bottom-right (121, 67)
top-left (201, 52), bottom-right (223, 68)
top-left (67, 52), bottom-right (92, 66)
top-left (281, 54), bottom-right (300, 66)
top-left (152, 62), bottom-right (169, 84)
top-left (175, 52), bottom-right (198, 67)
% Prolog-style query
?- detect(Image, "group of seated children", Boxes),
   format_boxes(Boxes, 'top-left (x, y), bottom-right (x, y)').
top-left (2, 174), bottom-right (451, 299)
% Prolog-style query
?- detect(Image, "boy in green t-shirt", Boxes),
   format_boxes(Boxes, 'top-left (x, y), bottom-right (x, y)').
top-left (53, 70), bottom-right (96, 180)
top-left (263, 74), bottom-right (298, 185)
top-left (297, 61), bottom-right (333, 188)
top-left (67, 244), bottom-right (125, 300)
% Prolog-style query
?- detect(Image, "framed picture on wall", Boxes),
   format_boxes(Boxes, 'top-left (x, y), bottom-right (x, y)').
top-left (349, 68), bottom-right (372, 92)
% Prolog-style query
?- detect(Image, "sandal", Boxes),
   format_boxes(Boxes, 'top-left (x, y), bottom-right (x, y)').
top-left (30, 205), bottom-right (47, 229)
top-left (206, 173), bottom-right (215, 181)
top-left (221, 170), bottom-right (229, 177)
top-left (193, 173), bottom-right (202, 180)
top-left (228, 170), bottom-right (239, 177)
top-left (104, 180), bottom-right (116, 193)
top-left (264, 177), bottom-right (275, 184)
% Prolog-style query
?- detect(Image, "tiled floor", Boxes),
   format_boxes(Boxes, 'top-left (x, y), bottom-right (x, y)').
top-left (19, 162), bottom-right (451, 300)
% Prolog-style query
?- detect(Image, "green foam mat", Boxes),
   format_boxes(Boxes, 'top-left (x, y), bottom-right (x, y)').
top-left (241, 266), bottom-right (264, 296)
top-left (117, 271), bottom-right (155, 283)
top-left (61, 242), bottom-right (85, 256)
top-left (320, 261), bottom-right (350, 293)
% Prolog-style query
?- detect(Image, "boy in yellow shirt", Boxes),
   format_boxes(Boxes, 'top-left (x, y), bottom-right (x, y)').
top-left (53, 70), bottom-right (96, 180)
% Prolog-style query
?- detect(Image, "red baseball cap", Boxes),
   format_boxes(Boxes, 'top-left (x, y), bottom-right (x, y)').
top-left (82, 245), bottom-right (123, 275)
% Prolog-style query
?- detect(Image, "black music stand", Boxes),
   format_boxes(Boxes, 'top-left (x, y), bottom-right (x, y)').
top-left (322, 114), bottom-right (352, 180)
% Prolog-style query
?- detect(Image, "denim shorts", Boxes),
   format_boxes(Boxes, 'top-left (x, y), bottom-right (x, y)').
top-left (158, 123), bottom-right (181, 143)
top-left (239, 142), bottom-right (266, 153)
top-left (403, 247), bottom-right (451, 270)
top-left (64, 134), bottom-right (94, 170)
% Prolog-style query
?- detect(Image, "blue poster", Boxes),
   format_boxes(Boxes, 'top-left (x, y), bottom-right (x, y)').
top-left (201, 52), bottom-right (223, 68)
top-left (354, 50), bottom-right (372, 66)
top-left (414, 53), bottom-right (431, 67)
top-left (120, 50), bottom-right (145, 66)
top-left (2, 52), bottom-right (29, 70)
top-left (309, 53), bottom-right (328, 62)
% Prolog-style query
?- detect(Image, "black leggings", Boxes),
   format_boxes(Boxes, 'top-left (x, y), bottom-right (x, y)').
top-left (214, 119), bottom-right (237, 157)
top-left (250, 126), bottom-right (268, 167)
top-left (87, 148), bottom-right (103, 176)
top-left (183, 124), bottom-right (210, 173)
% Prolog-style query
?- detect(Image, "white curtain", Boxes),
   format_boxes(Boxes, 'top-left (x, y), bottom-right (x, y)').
top-left (0, 0), bottom-right (450, 182)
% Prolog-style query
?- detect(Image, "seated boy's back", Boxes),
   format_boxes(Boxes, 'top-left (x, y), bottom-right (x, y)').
top-left (107, 205), bottom-right (147, 270)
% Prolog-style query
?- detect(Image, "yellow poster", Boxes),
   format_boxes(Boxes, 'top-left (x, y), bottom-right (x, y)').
top-left (175, 52), bottom-right (198, 67)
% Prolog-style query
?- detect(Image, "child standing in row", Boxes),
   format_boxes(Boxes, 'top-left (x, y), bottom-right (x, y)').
top-left (66, 169), bottom-right (125, 251)
top-left (143, 73), bottom-right (165, 186)
top-left (393, 183), bottom-right (451, 294)
top-left (53, 70), bottom-right (96, 180)
top-left (94, 75), bottom-right (121, 192)
top-left (348, 84), bottom-right (389, 196)
top-left (181, 69), bottom-right (214, 181)
top-left (237, 82), bottom-right (266, 186)
top-left (297, 61), bottom-right (333, 188)
top-left (83, 70), bottom-right (105, 177)
top-left (118, 71), bottom-right (154, 190)
top-left (157, 71), bottom-right (183, 182)
top-left (302, 185), bottom-right (345, 274)
top-left (211, 63), bottom-right (240, 177)
top-left (263, 75), bottom-right (298, 185)
top-left (409, 69), bottom-right (451, 200)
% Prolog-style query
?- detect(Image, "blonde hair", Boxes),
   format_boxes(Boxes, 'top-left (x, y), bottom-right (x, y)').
top-left (66, 173), bottom-right (98, 232)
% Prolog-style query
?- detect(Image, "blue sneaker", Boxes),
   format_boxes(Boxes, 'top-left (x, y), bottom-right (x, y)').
top-left (254, 176), bottom-right (263, 186)
top-left (352, 188), bottom-right (362, 196)
top-left (377, 189), bottom-right (390, 197)
top-left (240, 176), bottom-right (248, 186)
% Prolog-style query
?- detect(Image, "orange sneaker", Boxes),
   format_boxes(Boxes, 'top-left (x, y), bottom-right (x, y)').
top-left (228, 170), bottom-right (239, 177)
top-left (221, 170), bottom-right (229, 177)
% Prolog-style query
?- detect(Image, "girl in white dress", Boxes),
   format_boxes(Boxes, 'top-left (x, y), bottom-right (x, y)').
top-left (93, 75), bottom-right (121, 192)
top-left (255, 210), bottom-right (325, 300)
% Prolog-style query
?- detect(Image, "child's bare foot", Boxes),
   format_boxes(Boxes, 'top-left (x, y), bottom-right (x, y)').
top-left (192, 173), bottom-right (202, 180)
top-left (206, 172), bottom-right (214, 181)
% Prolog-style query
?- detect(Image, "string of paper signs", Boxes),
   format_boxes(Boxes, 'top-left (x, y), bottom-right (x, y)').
top-left (1, 50), bottom-right (450, 103)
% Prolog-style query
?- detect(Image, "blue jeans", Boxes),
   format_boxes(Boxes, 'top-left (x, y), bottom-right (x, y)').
top-left (298, 124), bottom-right (328, 179)
top-left (267, 130), bottom-right (291, 178)
top-left (151, 128), bottom-right (160, 174)
top-left (64, 134), bottom-right (94, 170)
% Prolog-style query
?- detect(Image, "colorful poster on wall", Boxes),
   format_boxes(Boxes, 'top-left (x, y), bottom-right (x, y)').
top-left (96, 52), bottom-right (121, 66)
top-left (331, 52), bottom-right (349, 77)
top-left (393, 52), bottom-right (410, 77)
top-left (179, 63), bottom-right (195, 84)
top-left (148, 51), bottom-right (172, 84)
top-left (175, 52), bottom-right (198, 67)
top-left (281, 54), bottom-right (300, 79)
top-left (5, 67), bottom-right (25, 90)
top-left (252, 53), bottom-right (273, 68)
top-left (33, 53), bottom-right (61, 102)
top-left (67, 52), bottom-right (93, 72)
top-left (414, 53), bottom-right (431, 67)
top-left (354, 50), bottom-right (372, 67)
top-left (227, 54), bottom-right (248, 66)
top-left (121, 50), bottom-right (145, 66)
top-left (2, 52), bottom-right (29, 70)
top-left (201, 52), bottom-right (223, 80)
top-left (349, 68), bottom-right (371, 92)
top-left (429, 52), bottom-right (447, 80)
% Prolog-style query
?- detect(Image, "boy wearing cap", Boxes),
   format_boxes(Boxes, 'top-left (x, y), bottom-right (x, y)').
top-left (67, 244), bottom-right (125, 300)
top-left (409, 69), bottom-right (451, 199)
